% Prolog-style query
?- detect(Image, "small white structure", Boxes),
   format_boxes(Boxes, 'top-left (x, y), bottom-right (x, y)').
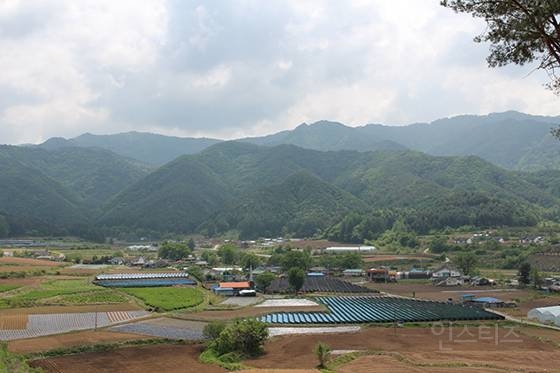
top-left (324, 246), bottom-right (376, 253)
top-left (527, 306), bottom-right (560, 326)
top-left (432, 264), bottom-right (462, 279)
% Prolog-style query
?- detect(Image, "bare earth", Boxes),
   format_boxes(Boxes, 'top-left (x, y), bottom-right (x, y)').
top-left (245, 326), bottom-right (560, 372)
top-left (31, 344), bottom-right (226, 373)
top-left (8, 330), bottom-right (152, 354)
top-left (27, 325), bottom-right (560, 372)
top-left (0, 257), bottom-right (65, 267)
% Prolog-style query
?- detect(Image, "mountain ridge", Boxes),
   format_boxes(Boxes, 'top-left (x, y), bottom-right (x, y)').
top-left (33, 111), bottom-right (560, 170)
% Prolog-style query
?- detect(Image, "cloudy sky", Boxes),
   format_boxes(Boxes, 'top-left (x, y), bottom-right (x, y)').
top-left (0, 0), bottom-right (558, 145)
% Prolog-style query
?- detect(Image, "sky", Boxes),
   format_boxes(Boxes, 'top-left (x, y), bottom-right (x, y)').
top-left (0, 0), bottom-right (558, 145)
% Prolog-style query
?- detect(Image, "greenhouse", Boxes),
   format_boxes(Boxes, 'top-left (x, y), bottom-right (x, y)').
top-left (261, 295), bottom-right (503, 324)
top-left (527, 306), bottom-right (560, 326)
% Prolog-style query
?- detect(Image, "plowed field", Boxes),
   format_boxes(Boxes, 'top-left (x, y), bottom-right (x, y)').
top-left (31, 344), bottom-right (225, 373)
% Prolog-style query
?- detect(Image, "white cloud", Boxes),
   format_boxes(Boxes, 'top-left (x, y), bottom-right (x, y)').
top-left (0, 0), bottom-right (557, 144)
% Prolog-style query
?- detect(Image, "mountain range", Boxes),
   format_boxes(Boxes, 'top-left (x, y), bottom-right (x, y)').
top-left (1, 110), bottom-right (560, 241)
top-left (35, 111), bottom-right (560, 171)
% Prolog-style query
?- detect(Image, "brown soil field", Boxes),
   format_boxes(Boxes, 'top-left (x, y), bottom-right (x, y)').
top-left (0, 277), bottom-right (43, 286)
top-left (337, 354), bottom-right (506, 373)
top-left (180, 305), bottom-right (325, 321)
top-left (245, 326), bottom-right (560, 372)
top-left (30, 344), bottom-right (226, 373)
top-left (0, 257), bottom-right (65, 267)
top-left (0, 265), bottom-right (61, 273)
top-left (0, 314), bottom-right (28, 330)
top-left (240, 369), bottom-right (320, 373)
top-left (373, 282), bottom-right (530, 303)
top-left (29, 325), bottom-right (560, 373)
top-left (9, 330), bottom-right (152, 354)
top-left (0, 302), bottom-right (142, 316)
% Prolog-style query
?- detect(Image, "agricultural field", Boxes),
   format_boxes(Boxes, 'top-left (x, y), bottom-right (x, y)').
top-left (121, 287), bottom-right (204, 311)
top-left (0, 311), bottom-right (150, 340)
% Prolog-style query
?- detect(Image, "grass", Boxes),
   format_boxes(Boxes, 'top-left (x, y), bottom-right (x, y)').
top-left (52, 290), bottom-right (128, 305)
top-left (121, 287), bottom-right (204, 311)
top-left (0, 343), bottom-right (41, 373)
top-left (0, 284), bottom-right (20, 292)
top-left (0, 279), bottom-right (106, 308)
top-left (199, 348), bottom-right (246, 371)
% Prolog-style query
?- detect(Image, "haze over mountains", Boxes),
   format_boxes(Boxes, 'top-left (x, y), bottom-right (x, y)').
top-left (1, 111), bottom-right (559, 241)
top-left (35, 111), bottom-right (560, 171)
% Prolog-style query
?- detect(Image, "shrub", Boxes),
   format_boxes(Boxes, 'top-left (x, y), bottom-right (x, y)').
top-left (203, 321), bottom-right (227, 340)
top-left (314, 342), bottom-right (331, 368)
top-left (210, 319), bottom-right (268, 357)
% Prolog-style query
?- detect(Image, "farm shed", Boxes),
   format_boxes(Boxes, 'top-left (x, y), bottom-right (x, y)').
top-left (528, 306), bottom-right (560, 326)
top-left (213, 281), bottom-right (252, 295)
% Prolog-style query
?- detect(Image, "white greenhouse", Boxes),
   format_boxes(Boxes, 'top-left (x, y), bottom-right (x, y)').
top-left (527, 306), bottom-right (560, 326)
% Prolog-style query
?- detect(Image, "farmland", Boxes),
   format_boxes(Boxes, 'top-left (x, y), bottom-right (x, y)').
top-left (121, 287), bottom-right (204, 311)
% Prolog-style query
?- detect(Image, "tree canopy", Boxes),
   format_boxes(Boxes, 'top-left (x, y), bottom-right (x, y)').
top-left (158, 241), bottom-right (191, 260)
top-left (442, 0), bottom-right (560, 94)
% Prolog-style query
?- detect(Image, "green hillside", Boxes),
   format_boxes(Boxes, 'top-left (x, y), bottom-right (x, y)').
top-left (0, 154), bottom-right (85, 236)
top-left (100, 142), bottom-right (558, 239)
top-left (0, 146), bottom-right (150, 208)
top-left (0, 145), bottom-right (150, 238)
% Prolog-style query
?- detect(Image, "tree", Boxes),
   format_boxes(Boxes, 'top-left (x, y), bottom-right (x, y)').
top-left (186, 265), bottom-right (203, 282)
top-left (240, 253), bottom-right (262, 270)
top-left (530, 266), bottom-right (542, 288)
top-left (430, 235), bottom-right (449, 254)
top-left (287, 267), bottom-right (305, 294)
top-left (201, 250), bottom-right (219, 266)
top-left (442, 1), bottom-right (560, 95)
top-left (455, 252), bottom-right (478, 276)
top-left (211, 319), bottom-right (269, 356)
top-left (314, 342), bottom-right (331, 368)
top-left (218, 244), bottom-right (239, 265)
top-left (339, 252), bottom-right (363, 269)
top-left (281, 250), bottom-right (311, 271)
top-left (255, 271), bottom-right (276, 293)
top-left (187, 238), bottom-right (195, 250)
top-left (518, 261), bottom-right (532, 285)
top-left (158, 241), bottom-right (191, 260)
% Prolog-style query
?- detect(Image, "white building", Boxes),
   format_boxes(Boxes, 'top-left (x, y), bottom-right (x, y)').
top-left (432, 264), bottom-right (462, 279)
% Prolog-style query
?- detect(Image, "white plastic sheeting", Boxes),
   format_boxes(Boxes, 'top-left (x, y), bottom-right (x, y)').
top-left (527, 306), bottom-right (560, 326)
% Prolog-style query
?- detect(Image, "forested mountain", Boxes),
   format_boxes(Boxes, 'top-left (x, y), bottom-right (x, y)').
top-left (0, 146), bottom-right (150, 237)
top-left (100, 142), bottom-right (560, 240)
top-left (39, 132), bottom-right (221, 165)
top-left (36, 111), bottom-right (560, 171)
